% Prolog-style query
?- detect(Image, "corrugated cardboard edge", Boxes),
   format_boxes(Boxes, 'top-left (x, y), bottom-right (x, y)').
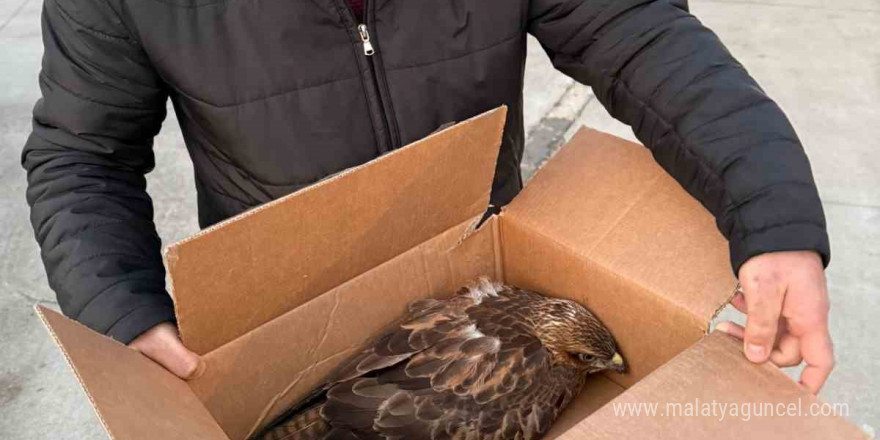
top-left (35, 305), bottom-right (117, 440)
top-left (454, 214), bottom-right (505, 282)
top-left (490, 216), bottom-right (505, 282)
top-left (163, 106), bottom-right (507, 254)
top-left (709, 283), bottom-right (743, 334)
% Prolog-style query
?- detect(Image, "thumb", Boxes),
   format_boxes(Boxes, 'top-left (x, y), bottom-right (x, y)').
top-left (740, 275), bottom-right (784, 363)
top-left (129, 322), bottom-right (205, 380)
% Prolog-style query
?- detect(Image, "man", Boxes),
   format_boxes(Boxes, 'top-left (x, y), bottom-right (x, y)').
top-left (22, 0), bottom-right (833, 394)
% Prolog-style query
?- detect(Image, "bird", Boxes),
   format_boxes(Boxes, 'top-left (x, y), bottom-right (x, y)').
top-left (254, 278), bottom-right (625, 440)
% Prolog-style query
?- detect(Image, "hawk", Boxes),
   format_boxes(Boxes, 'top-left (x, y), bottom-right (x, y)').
top-left (255, 278), bottom-right (625, 440)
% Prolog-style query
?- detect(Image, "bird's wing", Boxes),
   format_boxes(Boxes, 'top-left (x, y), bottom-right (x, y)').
top-left (320, 289), bottom-right (569, 439)
top-left (325, 295), bottom-right (476, 384)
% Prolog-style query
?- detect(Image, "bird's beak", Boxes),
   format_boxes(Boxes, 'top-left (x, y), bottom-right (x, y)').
top-left (610, 352), bottom-right (626, 373)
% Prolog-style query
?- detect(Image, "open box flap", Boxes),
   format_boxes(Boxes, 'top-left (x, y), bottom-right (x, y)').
top-left (166, 107), bottom-right (507, 354)
top-left (502, 127), bottom-right (736, 327)
top-left (559, 331), bottom-right (867, 439)
top-left (187, 217), bottom-right (500, 440)
top-left (35, 306), bottom-right (228, 440)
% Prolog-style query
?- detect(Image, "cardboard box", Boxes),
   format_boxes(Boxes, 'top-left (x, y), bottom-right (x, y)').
top-left (37, 107), bottom-right (865, 439)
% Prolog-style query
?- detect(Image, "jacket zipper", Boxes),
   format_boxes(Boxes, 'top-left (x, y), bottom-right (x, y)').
top-left (359, 22), bottom-right (393, 154)
top-left (357, 24), bottom-right (375, 56)
top-left (337, 0), bottom-right (399, 154)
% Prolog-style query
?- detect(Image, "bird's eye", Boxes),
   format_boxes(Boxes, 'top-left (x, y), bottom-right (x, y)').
top-left (576, 353), bottom-right (596, 363)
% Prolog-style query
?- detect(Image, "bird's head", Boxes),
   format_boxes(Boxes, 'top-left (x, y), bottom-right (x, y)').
top-left (533, 298), bottom-right (626, 374)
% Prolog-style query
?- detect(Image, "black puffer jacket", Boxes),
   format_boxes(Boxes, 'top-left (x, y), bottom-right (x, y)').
top-left (22, 0), bottom-right (829, 343)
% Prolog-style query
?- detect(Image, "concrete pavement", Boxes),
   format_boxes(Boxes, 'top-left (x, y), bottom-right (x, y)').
top-left (1, 0), bottom-right (878, 438)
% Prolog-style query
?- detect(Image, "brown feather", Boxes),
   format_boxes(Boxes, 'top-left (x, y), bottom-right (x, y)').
top-left (254, 278), bottom-right (623, 440)
top-left (260, 403), bottom-right (329, 440)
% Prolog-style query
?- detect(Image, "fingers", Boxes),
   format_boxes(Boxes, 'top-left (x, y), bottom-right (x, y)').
top-left (715, 321), bottom-right (744, 339)
top-left (782, 255), bottom-right (832, 394)
top-left (717, 320), bottom-right (808, 369)
top-left (718, 320), bottom-right (827, 393)
top-left (129, 322), bottom-right (205, 380)
top-left (741, 277), bottom-right (784, 363)
top-left (149, 338), bottom-right (204, 380)
top-left (719, 316), bottom-right (804, 367)
top-left (770, 331), bottom-right (803, 368)
top-left (797, 326), bottom-right (834, 395)
top-left (736, 251), bottom-right (833, 394)
top-left (730, 291), bottom-right (747, 313)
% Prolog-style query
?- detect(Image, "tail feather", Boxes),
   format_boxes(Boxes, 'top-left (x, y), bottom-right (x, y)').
top-left (259, 403), bottom-right (330, 440)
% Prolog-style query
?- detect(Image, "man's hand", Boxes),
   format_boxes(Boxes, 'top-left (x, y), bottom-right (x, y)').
top-left (716, 250), bottom-right (834, 395)
top-left (129, 322), bottom-right (205, 380)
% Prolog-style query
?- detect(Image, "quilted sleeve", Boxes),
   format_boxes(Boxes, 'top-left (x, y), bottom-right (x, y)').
top-left (528, 0), bottom-right (830, 273)
top-left (22, 0), bottom-right (175, 343)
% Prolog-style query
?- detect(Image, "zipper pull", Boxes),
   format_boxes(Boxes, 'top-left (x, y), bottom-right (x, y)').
top-left (357, 24), bottom-right (375, 56)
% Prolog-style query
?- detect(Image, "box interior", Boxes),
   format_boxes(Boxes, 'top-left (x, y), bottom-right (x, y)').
top-left (36, 108), bottom-right (866, 440)
top-left (165, 108), bottom-right (738, 439)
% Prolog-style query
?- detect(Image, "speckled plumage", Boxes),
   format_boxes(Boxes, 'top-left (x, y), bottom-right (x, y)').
top-left (255, 278), bottom-right (624, 440)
